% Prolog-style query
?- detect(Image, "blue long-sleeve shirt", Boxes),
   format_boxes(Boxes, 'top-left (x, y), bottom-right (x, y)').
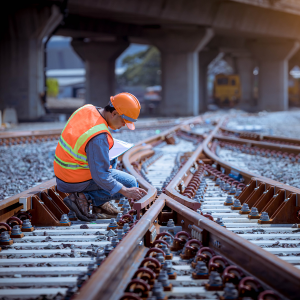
top-left (56, 133), bottom-right (123, 195)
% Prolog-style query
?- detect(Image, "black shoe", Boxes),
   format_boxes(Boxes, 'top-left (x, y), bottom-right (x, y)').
top-left (64, 197), bottom-right (94, 222)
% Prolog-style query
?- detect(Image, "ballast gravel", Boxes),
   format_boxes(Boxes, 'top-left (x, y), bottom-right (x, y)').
top-left (217, 148), bottom-right (300, 189)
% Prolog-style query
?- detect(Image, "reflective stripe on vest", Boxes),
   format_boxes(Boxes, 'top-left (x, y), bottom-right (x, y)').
top-left (56, 123), bottom-right (111, 169)
top-left (58, 123), bottom-right (109, 163)
top-left (59, 136), bottom-right (87, 162)
top-left (54, 155), bottom-right (89, 170)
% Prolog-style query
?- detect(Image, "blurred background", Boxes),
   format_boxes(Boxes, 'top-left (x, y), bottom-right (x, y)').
top-left (1, 0), bottom-right (300, 126)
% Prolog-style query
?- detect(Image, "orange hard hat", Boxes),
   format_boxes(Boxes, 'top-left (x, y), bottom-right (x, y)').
top-left (110, 92), bottom-right (141, 130)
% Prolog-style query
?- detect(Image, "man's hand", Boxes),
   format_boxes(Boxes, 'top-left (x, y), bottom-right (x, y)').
top-left (119, 186), bottom-right (148, 200)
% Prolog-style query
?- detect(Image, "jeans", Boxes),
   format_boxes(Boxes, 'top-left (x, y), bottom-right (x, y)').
top-left (82, 168), bottom-right (138, 206)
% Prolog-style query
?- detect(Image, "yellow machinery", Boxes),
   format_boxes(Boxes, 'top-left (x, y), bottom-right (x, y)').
top-left (213, 73), bottom-right (300, 107)
top-left (213, 74), bottom-right (241, 106)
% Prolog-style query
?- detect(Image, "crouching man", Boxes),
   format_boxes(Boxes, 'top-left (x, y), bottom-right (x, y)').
top-left (53, 93), bottom-right (147, 221)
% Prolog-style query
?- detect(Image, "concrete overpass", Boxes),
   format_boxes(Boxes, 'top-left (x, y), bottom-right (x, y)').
top-left (2, 0), bottom-right (300, 120)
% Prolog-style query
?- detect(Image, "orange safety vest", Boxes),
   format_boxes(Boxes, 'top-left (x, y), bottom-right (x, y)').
top-left (54, 104), bottom-right (114, 183)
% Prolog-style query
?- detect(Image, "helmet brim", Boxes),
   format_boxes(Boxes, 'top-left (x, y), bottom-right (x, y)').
top-left (125, 121), bottom-right (135, 130)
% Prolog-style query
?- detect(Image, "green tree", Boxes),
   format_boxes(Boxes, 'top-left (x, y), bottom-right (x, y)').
top-left (46, 78), bottom-right (59, 97)
top-left (117, 46), bottom-right (161, 87)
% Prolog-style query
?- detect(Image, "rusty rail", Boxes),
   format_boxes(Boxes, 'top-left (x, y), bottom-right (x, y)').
top-left (164, 118), bottom-right (224, 209)
top-left (74, 193), bottom-right (300, 300)
top-left (123, 117), bottom-right (203, 217)
top-left (72, 199), bottom-right (165, 300)
top-left (214, 134), bottom-right (300, 155)
top-left (0, 178), bottom-right (57, 223)
top-left (164, 194), bottom-right (300, 300)
top-left (203, 128), bottom-right (300, 188)
top-left (219, 126), bottom-right (300, 146)
top-left (0, 117), bottom-right (196, 146)
top-left (2, 114), bottom-right (300, 299)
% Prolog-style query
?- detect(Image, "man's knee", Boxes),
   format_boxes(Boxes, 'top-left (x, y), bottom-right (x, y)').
top-left (111, 170), bottom-right (138, 188)
top-left (122, 173), bottom-right (138, 188)
top-left (124, 173), bottom-right (137, 188)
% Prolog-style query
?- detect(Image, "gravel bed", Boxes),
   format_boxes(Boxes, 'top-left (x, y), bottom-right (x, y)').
top-left (225, 110), bottom-right (300, 138)
top-left (0, 129), bottom-right (167, 200)
top-left (217, 148), bottom-right (300, 188)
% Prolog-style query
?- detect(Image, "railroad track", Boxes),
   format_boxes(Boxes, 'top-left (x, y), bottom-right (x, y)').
top-left (0, 115), bottom-right (300, 300)
top-left (0, 118), bottom-right (185, 146)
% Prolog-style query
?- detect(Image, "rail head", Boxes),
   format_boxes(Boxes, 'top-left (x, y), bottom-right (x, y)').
top-left (122, 120), bottom-right (203, 216)
top-left (74, 193), bottom-right (300, 300)
top-left (204, 129), bottom-right (300, 196)
top-left (164, 118), bottom-right (224, 209)
top-left (214, 133), bottom-right (300, 154)
top-left (72, 199), bottom-right (165, 300)
top-left (219, 126), bottom-right (300, 146)
top-left (164, 194), bottom-right (300, 300)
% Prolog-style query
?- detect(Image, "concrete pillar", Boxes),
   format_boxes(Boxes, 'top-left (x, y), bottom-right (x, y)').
top-left (289, 49), bottom-right (300, 71)
top-left (149, 28), bottom-right (214, 116)
top-left (199, 50), bottom-right (218, 112)
top-left (71, 39), bottom-right (129, 107)
top-left (0, 6), bottom-right (63, 120)
top-left (289, 62), bottom-right (296, 72)
top-left (236, 56), bottom-right (255, 107)
top-left (249, 40), bottom-right (300, 111)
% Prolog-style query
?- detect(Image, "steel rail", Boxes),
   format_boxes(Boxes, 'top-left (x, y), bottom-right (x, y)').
top-left (164, 194), bottom-right (300, 300)
top-left (0, 117), bottom-right (195, 145)
top-left (123, 124), bottom-right (181, 217)
top-left (164, 118), bottom-right (224, 210)
top-left (0, 116), bottom-right (202, 223)
top-left (0, 129), bottom-right (62, 139)
top-left (219, 126), bottom-right (300, 146)
top-left (214, 134), bottom-right (300, 155)
top-left (73, 193), bottom-right (299, 300)
top-left (0, 115), bottom-right (299, 300)
top-left (72, 198), bottom-right (165, 300)
top-left (203, 130), bottom-right (300, 191)
top-left (122, 117), bottom-right (203, 217)
top-left (0, 178), bottom-right (57, 223)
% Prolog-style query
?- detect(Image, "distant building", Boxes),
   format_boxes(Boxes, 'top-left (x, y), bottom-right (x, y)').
top-left (46, 37), bottom-right (85, 99)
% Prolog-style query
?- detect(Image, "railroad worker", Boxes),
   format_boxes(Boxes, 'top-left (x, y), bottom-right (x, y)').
top-left (53, 92), bottom-right (148, 221)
